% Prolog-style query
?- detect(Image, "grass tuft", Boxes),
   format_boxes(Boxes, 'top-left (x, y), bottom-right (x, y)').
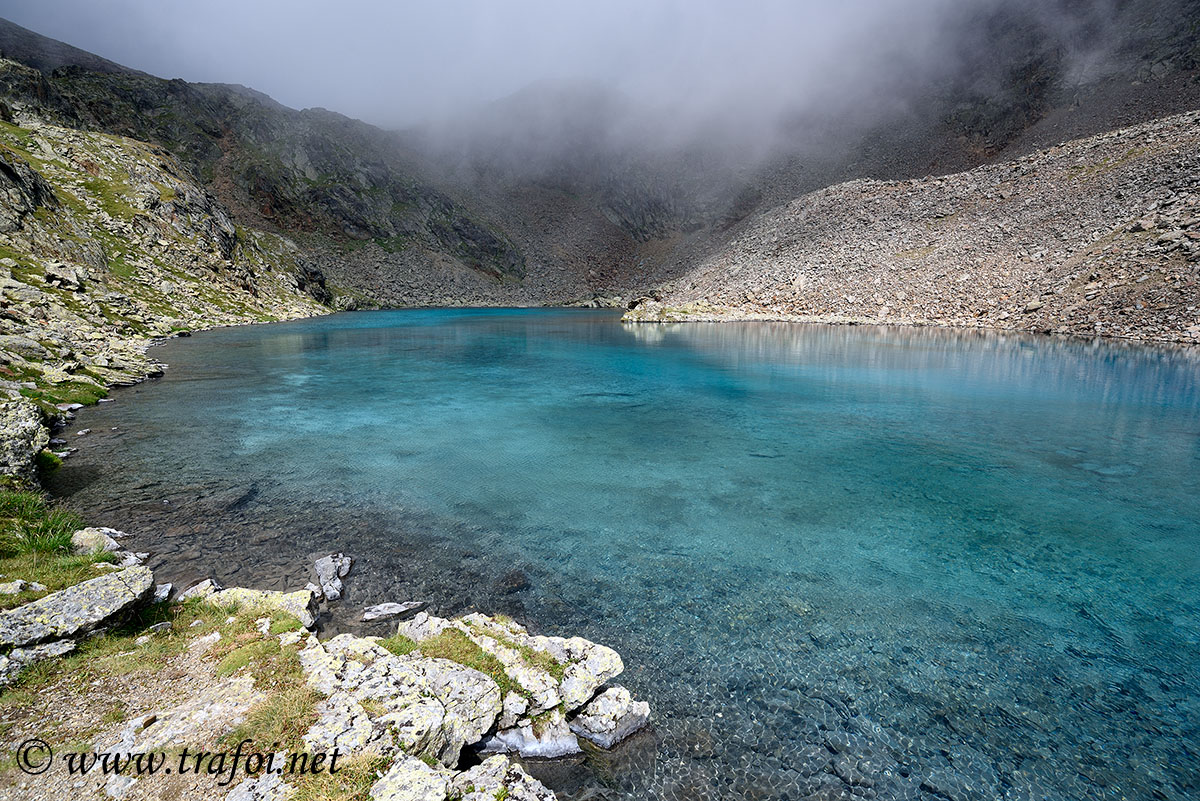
top-left (378, 633), bottom-right (418, 656)
top-left (0, 490), bottom-right (83, 557)
top-left (221, 685), bottom-right (322, 753)
top-left (411, 629), bottom-right (519, 697)
top-left (286, 754), bottom-right (391, 801)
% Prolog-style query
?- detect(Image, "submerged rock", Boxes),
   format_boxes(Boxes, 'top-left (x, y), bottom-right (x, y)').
top-left (207, 587), bottom-right (318, 629)
top-left (363, 600), bottom-right (427, 621)
top-left (0, 566), bottom-right (153, 648)
top-left (313, 552), bottom-right (353, 601)
top-left (568, 686), bottom-right (651, 748)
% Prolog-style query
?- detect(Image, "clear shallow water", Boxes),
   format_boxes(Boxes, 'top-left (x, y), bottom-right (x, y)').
top-left (52, 309), bottom-right (1200, 801)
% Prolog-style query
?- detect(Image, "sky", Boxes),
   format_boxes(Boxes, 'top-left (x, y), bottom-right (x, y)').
top-left (0, 0), bottom-right (1019, 130)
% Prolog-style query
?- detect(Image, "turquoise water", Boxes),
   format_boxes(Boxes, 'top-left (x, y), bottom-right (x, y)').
top-left (53, 309), bottom-right (1200, 800)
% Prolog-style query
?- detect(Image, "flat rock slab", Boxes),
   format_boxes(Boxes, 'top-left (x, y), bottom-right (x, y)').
top-left (207, 587), bottom-right (318, 629)
top-left (0, 639), bottom-right (75, 685)
top-left (0, 566), bottom-right (154, 648)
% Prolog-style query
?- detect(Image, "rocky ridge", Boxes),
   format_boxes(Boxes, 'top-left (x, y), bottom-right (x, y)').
top-left (626, 109), bottom-right (1200, 344)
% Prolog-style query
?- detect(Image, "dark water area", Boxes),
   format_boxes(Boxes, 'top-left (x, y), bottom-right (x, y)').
top-left (49, 309), bottom-right (1200, 800)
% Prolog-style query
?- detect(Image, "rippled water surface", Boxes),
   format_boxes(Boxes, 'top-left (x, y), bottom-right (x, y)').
top-left (52, 309), bottom-right (1200, 800)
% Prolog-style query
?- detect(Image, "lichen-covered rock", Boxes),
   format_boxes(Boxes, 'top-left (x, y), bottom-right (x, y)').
top-left (568, 686), bottom-right (650, 748)
top-left (397, 611), bottom-right (453, 641)
top-left (0, 578), bottom-right (45, 594)
top-left (449, 755), bottom-right (555, 801)
top-left (364, 753), bottom-right (451, 801)
top-left (303, 689), bottom-right (392, 755)
top-left (399, 612), bottom-right (623, 716)
top-left (225, 769), bottom-right (293, 801)
top-left (0, 638), bottom-right (74, 685)
top-left (369, 754), bottom-right (449, 801)
top-left (207, 586), bottom-right (317, 628)
top-left (498, 690), bottom-right (530, 730)
top-left (103, 674), bottom-right (262, 752)
top-left (71, 527), bottom-right (123, 554)
top-left (480, 707), bottom-right (581, 759)
top-left (0, 565), bottom-right (153, 648)
top-left (299, 633), bottom-right (501, 766)
top-left (534, 634), bottom-right (624, 711)
top-left (0, 399), bottom-right (47, 486)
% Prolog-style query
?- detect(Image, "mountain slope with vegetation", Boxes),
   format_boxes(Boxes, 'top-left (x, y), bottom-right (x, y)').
top-left (0, 84), bottom-right (333, 483)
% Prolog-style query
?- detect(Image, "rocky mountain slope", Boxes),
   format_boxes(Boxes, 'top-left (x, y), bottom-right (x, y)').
top-left (0, 5), bottom-right (1198, 325)
top-left (0, 86), bottom-right (335, 482)
top-left (0, 19), bottom-right (531, 299)
top-left (627, 110), bottom-right (1200, 344)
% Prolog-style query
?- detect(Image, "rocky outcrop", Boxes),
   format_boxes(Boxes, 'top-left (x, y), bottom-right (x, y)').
top-left (368, 755), bottom-right (450, 801)
top-left (0, 565), bottom-right (153, 648)
top-left (298, 633), bottom-right (501, 766)
top-left (0, 93), bottom-right (332, 457)
top-left (362, 753), bottom-right (556, 801)
top-left (0, 145), bottom-right (57, 232)
top-left (568, 686), bottom-right (651, 748)
top-left (0, 398), bottom-right (47, 486)
top-left (449, 755), bottom-right (556, 801)
top-left (397, 611), bottom-right (645, 758)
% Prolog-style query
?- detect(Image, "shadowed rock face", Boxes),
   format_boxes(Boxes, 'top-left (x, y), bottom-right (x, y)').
top-left (0, 146), bottom-right (56, 232)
